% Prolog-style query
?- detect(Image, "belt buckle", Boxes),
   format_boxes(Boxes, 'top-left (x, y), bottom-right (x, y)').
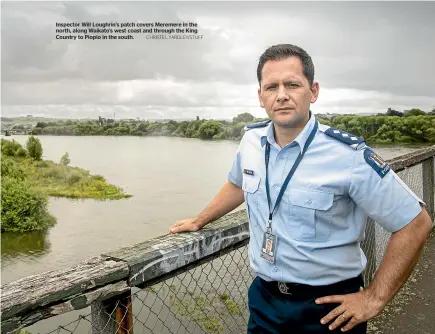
top-left (278, 282), bottom-right (292, 295)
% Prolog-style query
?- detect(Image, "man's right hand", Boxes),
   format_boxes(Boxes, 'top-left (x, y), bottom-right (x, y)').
top-left (168, 217), bottom-right (202, 234)
top-left (168, 181), bottom-right (245, 235)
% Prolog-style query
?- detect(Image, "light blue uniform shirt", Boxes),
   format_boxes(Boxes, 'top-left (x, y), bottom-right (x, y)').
top-left (228, 114), bottom-right (423, 286)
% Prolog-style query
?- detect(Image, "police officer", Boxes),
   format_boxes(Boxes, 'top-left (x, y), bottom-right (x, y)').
top-left (169, 44), bottom-right (432, 333)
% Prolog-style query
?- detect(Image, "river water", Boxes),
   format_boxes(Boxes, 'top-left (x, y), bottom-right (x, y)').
top-left (0, 135), bottom-right (428, 285)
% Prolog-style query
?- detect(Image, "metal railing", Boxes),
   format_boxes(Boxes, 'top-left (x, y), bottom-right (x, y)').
top-left (2, 146), bottom-right (434, 334)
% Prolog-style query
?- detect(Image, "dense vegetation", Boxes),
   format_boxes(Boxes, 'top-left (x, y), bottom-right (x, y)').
top-left (1, 137), bottom-right (131, 232)
top-left (31, 109), bottom-right (435, 144)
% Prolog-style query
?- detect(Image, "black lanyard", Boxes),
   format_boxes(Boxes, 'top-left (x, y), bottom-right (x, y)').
top-left (265, 120), bottom-right (318, 233)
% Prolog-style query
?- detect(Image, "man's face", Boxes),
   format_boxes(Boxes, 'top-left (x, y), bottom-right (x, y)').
top-left (258, 56), bottom-right (319, 128)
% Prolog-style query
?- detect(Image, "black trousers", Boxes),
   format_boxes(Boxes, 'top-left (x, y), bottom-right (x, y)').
top-left (247, 276), bottom-right (367, 334)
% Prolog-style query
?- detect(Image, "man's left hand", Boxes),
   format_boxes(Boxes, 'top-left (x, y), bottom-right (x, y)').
top-left (315, 289), bottom-right (384, 332)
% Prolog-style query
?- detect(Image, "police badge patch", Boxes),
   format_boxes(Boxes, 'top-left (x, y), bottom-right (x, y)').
top-left (364, 148), bottom-right (390, 178)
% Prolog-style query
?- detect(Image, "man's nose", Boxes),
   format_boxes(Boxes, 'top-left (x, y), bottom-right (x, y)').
top-left (276, 85), bottom-right (289, 103)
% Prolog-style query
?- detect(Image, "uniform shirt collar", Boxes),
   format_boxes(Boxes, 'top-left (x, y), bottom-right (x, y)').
top-left (261, 111), bottom-right (316, 153)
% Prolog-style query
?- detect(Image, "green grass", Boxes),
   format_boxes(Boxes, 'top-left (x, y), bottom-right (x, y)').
top-left (12, 157), bottom-right (131, 200)
top-left (145, 283), bottom-right (246, 334)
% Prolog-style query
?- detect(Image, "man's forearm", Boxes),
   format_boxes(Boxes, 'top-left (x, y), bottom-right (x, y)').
top-left (195, 181), bottom-right (245, 228)
top-left (366, 208), bottom-right (432, 308)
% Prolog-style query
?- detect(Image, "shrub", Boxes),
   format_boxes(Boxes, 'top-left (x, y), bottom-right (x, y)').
top-left (198, 120), bottom-right (223, 139)
top-left (26, 136), bottom-right (43, 160)
top-left (34, 160), bottom-right (50, 168)
top-left (1, 139), bottom-right (24, 157)
top-left (1, 158), bottom-right (26, 181)
top-left (60, 152), bottom-right (71, 166)
top-left (1, 177), bottom-right (56, 232)
top-left (43, 167), bottom-right (64, 179)
top-left (67, 172), bottom-right (82, 185)
top-left (91, 174), bottom-right (105, 181)
top-left (15, 147), bottom-right (28, 157)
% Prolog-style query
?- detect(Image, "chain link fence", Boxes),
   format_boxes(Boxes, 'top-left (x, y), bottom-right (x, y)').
top-left (361, 157), bottom-right (435, 286)
top-left (11, 157), bottom-right (435, 334)
top-left (19, 245), bottom-right (254, 334)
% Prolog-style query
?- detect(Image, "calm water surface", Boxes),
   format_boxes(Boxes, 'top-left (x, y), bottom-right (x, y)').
top-left (1, 135), bottom-right (428, 284)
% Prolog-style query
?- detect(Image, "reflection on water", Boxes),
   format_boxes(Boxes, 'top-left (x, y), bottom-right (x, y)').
top-left (1, 230), bottom-right (51, 264)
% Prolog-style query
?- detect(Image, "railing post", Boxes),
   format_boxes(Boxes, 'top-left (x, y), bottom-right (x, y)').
top-left (91, 290), bottom-right (134, 334)
top-left (422, 157), bottom-right (435, 221)
top-left (361, 219), bottom-right (377, 287)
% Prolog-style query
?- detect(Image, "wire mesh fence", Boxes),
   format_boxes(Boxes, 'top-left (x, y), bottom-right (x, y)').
top-left (12, 157), bottom-right (435, 334)
top-left (20, 245), bottom-right (254, 334)
top-left (360, 159), bottom-right (431, 286)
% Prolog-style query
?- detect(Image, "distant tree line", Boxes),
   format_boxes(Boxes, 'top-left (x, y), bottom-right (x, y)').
top-left (32, 112), bottom-right (262, 140)
top-left (31, 108), bottom-right (435, 144)
top-left (380, 107), bottom-right (435, 117)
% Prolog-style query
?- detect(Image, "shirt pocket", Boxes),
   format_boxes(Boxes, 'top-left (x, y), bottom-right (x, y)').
top-left (287, 188), bottom-right (333, 241)
top-left (242, 174), bottom-right (261, 226)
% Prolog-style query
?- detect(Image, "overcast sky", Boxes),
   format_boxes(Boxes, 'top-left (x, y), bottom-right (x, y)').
top-left (1, 1), bottom-right (434, 120)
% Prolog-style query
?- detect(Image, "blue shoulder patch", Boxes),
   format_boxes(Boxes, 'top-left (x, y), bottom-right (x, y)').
top-left (323, 127), bottom-right (365, 147)
top-left (364, 148), bottom-right (390, 178)
top-left (245, 119), bottom-right (272, 130)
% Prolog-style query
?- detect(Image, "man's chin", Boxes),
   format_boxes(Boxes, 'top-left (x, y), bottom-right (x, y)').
top-left (272, 114), bottom-right (308, 129)
top-left (272, 118), bottom-right (299, 129)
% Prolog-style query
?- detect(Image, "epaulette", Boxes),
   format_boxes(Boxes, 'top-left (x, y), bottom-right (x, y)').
top-left (319, 124), bottom-right (365, 150)
top-left (244, 119), bottom-right (272, 131)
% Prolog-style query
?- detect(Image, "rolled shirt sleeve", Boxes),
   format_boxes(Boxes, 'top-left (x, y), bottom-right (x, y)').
top-left (349, 147), bottom-right (424, 233)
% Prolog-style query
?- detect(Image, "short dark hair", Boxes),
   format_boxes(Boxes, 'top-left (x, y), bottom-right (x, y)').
top-left (256, 44), bottom-right (315, 87)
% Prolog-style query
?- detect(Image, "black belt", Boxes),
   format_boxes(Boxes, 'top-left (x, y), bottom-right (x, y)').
top-left (259, 275), bottom-right (364, 300)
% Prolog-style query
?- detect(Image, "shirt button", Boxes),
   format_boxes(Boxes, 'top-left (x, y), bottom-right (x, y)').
top-left (280, 156), bottom-right (285, 160)
top-left (306, 199), bottom-right (312, 204)
top-left (273, 267), bottom-right (279, 272)
top-left (274, 184), bottom-right (280, 189)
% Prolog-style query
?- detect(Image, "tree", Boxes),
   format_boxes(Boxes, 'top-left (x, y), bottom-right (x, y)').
top-left (1, 176), bottom-right (56, 232)
top-left (198, 120), bottom-right (223, 139)
top-left (404, 108), bottom-right (426, 117)
top-left (60, 152), bottom-right (71, 166)
top-left (184, 120), bottom-right (203, 138)
top-left (233, 113), bottom-right (254, 124)
top-left (386, 108), bottom-right (403, 117)
top-left (26, 136), bottom-right (43, 160)
top-left (35, 122), bottom-right (48, 128)
top-left (1, 156), bottom-right (56, 232)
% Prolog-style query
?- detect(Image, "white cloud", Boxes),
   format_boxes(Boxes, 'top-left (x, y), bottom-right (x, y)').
top-left (1, 1), bottom-right (434, 119)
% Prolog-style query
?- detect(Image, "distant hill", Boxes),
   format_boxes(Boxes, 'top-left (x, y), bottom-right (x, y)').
top-left (1, 116), bottom-right (70, 124)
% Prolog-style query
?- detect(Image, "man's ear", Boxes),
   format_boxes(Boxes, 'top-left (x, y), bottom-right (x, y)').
top-left (310, 82), bottom-right (320, 103)
top-left (258, 87), bottom-right (265, 108)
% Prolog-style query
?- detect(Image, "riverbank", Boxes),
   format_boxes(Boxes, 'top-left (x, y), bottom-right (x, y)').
top-left (11, 156), bottom-right (132, 200)
top-left (1, 139), bottom-right (131, 200)
top-left (1, 138), bottom-right (131, 233)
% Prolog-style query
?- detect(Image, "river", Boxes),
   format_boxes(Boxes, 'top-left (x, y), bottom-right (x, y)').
top-left (1, 135), bottom-right (428, 285)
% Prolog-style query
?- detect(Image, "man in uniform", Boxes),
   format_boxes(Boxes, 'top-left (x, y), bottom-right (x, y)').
top-left (169, 44), bottom-right (432, 333)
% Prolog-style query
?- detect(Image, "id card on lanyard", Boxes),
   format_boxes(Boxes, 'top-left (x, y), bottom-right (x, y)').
top-left (260, 120), bottom-right (319, 264)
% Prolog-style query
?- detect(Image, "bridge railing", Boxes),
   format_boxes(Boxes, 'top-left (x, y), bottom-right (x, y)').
top-left (2, 146), bottom-right (434, 334)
